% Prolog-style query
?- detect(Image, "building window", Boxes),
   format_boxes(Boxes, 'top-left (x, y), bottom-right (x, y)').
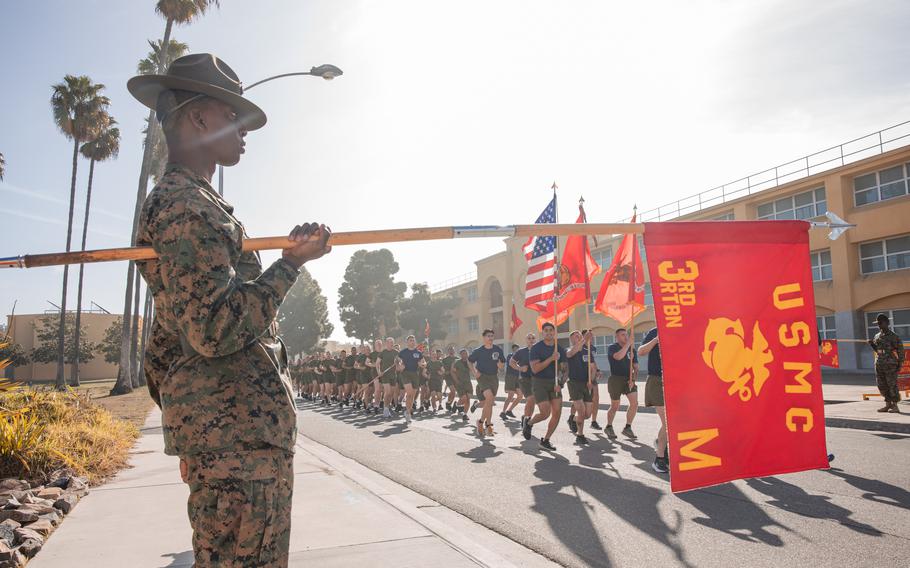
top-left (447, 319), bottom-right (459, 336)
top-left (466, 287), bottom-right (478, 303)
top-left (817, 315), bottom-right (836, 340)
top-left (854, 164), bottom-right (910, 206)
top-left (866, 309), bottom-right (910, 341)
top-left (592, 246), bottom-right (613, 270)
top-left (810, 250), bottom-right (833, 282)
top-left (712, 212), bottom-right (735, 221)
top-left (859, 235), bottom-right (910, 274)
top-left (467, 316), bottom-right (479, 332)
top-left (644, 282), bottom-right (654, 307)
top-left (757, 187), bottom-right (826, 220)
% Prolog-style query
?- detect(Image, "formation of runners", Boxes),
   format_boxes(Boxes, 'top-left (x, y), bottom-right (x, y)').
top-left (291, 323), bottom-right (672, 474)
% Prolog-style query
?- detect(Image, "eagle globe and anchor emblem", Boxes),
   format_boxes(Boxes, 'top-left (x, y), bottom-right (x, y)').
top-left (701, 317), bottom-right (774, 401)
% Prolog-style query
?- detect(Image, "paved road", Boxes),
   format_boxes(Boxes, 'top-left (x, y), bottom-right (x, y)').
top-left (298, 396), bottom-right (910, 568)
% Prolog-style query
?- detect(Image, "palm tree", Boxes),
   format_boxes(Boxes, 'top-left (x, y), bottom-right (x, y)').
top-left (50, 75), bottom-right (110, 390)
top-left (71, 121), bottom-right (120, 386)
top-left (112, 0), bottom-right (220, 395)
top-left (140, 39), bottom-right (189, 184)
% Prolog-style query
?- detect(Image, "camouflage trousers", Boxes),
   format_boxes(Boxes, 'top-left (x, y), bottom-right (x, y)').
top-left (183, 447), bottom-right (294, 567)
top-left (876, 366), bottom-right (901, 403)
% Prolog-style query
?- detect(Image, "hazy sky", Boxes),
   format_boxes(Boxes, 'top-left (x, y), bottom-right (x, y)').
top-left (2, 0), bottom-right (909, 340)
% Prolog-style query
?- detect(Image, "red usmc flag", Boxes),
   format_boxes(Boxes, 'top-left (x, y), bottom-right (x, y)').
top-left (643, 221), bottom-right (828, 492)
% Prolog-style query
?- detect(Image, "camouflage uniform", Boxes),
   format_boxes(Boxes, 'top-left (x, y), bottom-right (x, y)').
top-left (137, 163), bottom-right (299, 567)
top-left (872, 329), bottom-right (905, 403)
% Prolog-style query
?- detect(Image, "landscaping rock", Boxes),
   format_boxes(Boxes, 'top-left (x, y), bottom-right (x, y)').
top-left (0, 540), bottom-right (25, 567)
top-left (46, 477), bottom-right (69, 490)
top-left (0, 511), bottom-right (36, 525)
top-left (34, 487), bottom-right (63, 501)
top-left (20, 518), bottom-right (53, 539)
top-left (0, 522), bottom-right (18, 531)
top-left (66, 477), bottom-right (88, 495)
top-left (16, 538), bottom-right (41, 559)
top-left (18, 504), bottom-right (56, 517)
top-left (0, 524), bottom-right (13, 547)
top-left (37, 511), bottom-right (61, 527)
top-left (0, 498), bottom-right (20, 511)
top-left (53, 494), bottom-right (78, 515)
top-left (22, 494), bottom-right (54, 507)
top-left (0, 481), bottom-right (28, 494)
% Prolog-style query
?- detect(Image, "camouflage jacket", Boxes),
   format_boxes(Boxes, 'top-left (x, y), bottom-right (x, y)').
top-left (136, 163), bottom-right (299, 457)
top-left (872, 329), bottom-right (905, 369)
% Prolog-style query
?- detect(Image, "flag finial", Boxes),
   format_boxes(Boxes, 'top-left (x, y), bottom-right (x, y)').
top-left (578, 195), bottom-right (585, 206)
top-left (551, 181), bottom-right (558, 191)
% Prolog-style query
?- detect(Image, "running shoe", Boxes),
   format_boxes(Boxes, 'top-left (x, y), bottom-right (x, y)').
top-left (477, 420), bottom-right (485, 436)
top-left (461, 413), bottom-right (469, 422)
top-left (500, 412), bottom-right (508, 421)
top-left (652, 457), bottom-right (669, 474)
top-left (521, 416), bottom-right (528, 430)
top-left (622, 425), bottom-right (637, 439)
top-left (827, 453), bottom-right (835, 463)
top-left (470, 401), bottom-right (478, 413)
top-left (590, 420), bottom-right (601, 430)
top-left (575, 435), bottom-right (589, 445)
top-left (506, 410), bottom-right (517, 418)
top-left (446, 403), bottom-right (452, 411)
top-left (405, 411), bottom-right (413, 423)
top-left (567, 416), bottom-right (578, 434)
top-left (522, 421), bottom-right (532, 440)
top-left (485, 423), bottom-right (495, 436)
top-left (383, 408), bottom-right (391, 418)
top-left (539, 438), bottom-right (556, 451)
top-left (604, 424), bottom-right (617, 439)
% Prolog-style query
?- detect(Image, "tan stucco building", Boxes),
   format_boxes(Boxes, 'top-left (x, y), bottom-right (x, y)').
top-left (433, 131), bottom-right (910, 372)
top-left (4, 312), bottom-right (127, 382)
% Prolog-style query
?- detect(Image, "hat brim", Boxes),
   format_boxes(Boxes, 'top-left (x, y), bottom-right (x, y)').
top-left (127, 74), bottom-right (267, 131)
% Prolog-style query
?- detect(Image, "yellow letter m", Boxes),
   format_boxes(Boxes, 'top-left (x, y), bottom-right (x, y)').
top-left (677, 428), bottom-right (723, 472)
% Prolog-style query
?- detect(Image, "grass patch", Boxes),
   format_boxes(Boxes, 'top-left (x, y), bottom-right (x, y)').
top-left (0, 387), bottom-right (139, 485)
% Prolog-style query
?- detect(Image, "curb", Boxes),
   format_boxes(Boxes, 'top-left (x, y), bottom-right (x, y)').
top-left (296, 433), bottom-right (519, 568)
top-left (824, 416), bottom-right (910, 434)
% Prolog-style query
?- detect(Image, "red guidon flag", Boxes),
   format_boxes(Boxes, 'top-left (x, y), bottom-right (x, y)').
top-left (537, 207), bottom-right (600, 327)
top-left (819, 339), bottom-right (839, 368)
top-left (594, 213), bottom-right (645, 325)
top-left (643, 221), bottom-right (828, 492)
top-left (510, 304), bottom-right (523, 336)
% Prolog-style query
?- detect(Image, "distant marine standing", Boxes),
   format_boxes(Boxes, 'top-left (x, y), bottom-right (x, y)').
top-left (870, 313), bottom-right (905, 413)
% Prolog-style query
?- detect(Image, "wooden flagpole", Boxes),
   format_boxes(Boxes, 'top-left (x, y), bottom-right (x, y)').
top-left (1, 223), bottom-right (645, 269)
top-left (551, 183), bottom-right (561, 393)
top-left (628, 205), bottom-right (638, 390)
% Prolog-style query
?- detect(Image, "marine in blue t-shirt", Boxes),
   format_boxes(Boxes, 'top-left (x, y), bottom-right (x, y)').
top-left (468, 329), bottom-right (505, 436)
top-left (523, 323), bottom-right (567, 451)
top-left (639, 326), bottom-right (667, 474)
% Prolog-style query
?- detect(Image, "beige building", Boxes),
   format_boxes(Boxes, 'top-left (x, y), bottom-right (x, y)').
top-left (4, 311), bottom-right (127, 382)
top-left (433, 123), bottom-right (910, 372)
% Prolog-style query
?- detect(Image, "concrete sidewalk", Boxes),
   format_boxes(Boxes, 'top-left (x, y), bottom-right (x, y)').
top-left (30, 409), bottom-right (558, 568)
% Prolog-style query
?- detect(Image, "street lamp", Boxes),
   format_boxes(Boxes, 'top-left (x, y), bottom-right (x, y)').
top-left (218, 64), bottom-right (343, 196)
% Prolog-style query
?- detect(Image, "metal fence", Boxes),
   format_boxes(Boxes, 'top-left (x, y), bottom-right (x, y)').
top-left (429, 271), bottom-right (477, 294)
top-left (636, 120), bottom-right (910, 222)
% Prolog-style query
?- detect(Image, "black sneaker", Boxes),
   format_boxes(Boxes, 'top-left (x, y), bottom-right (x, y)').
top-left (575, 435), bottom-right (589, 445)
top-left (622, 425), bottom-right (637, 439)
top-left (590, 420), bottom-right (601, 430)
top-left (522, 421), bottom-right (532, 440)
top-left (567, 416), bottom-right (578, 434)
top-left (461, 413), bottom-right (468, 422)
top-left (506, 410), bottom-right (517, 418)
top-left (500, 412), bottom-right (508, 421)
top-left (540, 438), bottom-right (556, 451)
top-left (445, 403), bottom-right (452, 411)
top-left (521, 416), bottom-right (528, 430)
top-left (604, 424), bottom-right (617, 439)
top-left (827, 453), bottom-right (835, 464)
top-left (652, 457), bottom-right (668, 474)
top-left (470, 401), bottom-right (478, 413)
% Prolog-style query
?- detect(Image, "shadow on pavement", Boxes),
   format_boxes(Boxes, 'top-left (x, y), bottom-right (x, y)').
top-left (677, 483), bottom-right (793, 546)
top-left (744, 476), bottom-right (882, 536)
top-left (531, 452), bottom-right (690, 568)
top-left (162, 550), bottom-right (194, 567)
top-left (457, 439), bottom-right (503, 463)
top-left (824, 468), bottom-right (910, 511)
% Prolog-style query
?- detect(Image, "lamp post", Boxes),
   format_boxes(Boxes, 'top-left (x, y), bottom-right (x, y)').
top-left (218, 64), bottom-right (343, 196)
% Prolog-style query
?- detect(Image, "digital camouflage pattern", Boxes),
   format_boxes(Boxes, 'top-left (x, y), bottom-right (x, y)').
top-left (137, 163), bottom-right (299, 456)
top-left (136, 163), bottom-right (298, 566)
top-left (873, 329), bottom-right (906, 403)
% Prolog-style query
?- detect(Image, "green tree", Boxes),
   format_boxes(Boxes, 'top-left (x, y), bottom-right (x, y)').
top-left (30, 314), bottom-right (96, 367)
top-left (71, 122), bottom-right (121, 386)
top-left (338, 249), bottom-right (407, 343)
top-left (0, 151), bottom-right (5, 180)
top-left (50, 75), bottom-right (110, 390)
top-left (395, 283), bottom-right (461, 345)
top-left (0, 341), bottom-right (29, 380)
top-left (277, 268), bottom-right (333, 357)
top-left (98, 318), bottom-right (122, 364)
top-left (113, 0), bottom-right (220, 396)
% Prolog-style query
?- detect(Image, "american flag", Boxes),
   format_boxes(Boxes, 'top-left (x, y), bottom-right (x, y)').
top-left (523, 196), bottom-right (558, 312)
